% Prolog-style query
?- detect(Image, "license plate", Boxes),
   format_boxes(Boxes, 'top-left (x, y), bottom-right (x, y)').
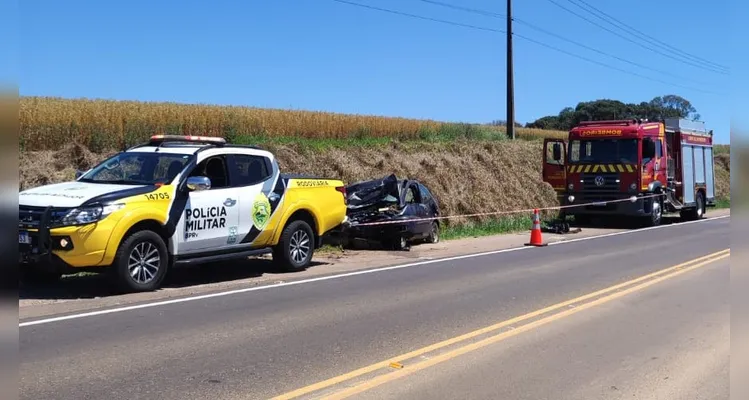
top-left (19, 231), bottom-right (31, 244)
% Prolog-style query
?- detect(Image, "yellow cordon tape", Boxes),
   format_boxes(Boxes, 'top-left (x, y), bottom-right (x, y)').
top-left (348, 193), bottom-right (666, 227)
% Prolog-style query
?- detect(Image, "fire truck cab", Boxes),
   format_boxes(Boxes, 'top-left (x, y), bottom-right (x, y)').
top-left (543, 118), bottom-right (715, 227)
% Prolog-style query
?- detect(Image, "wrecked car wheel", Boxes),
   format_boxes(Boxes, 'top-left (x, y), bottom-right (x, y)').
top-left (385, 236), bottom-right (409, 251)
top-left (427, 222), bottom-right (440, 244)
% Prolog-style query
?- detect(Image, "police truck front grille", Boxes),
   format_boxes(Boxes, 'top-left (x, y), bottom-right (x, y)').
top-left (18, 206), bottom-right (68, 229)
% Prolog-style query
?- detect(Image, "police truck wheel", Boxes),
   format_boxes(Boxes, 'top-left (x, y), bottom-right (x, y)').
top-left (113, 230), bottom-right (169, 292)
top-left (273, 220), bottom-right (315, 272)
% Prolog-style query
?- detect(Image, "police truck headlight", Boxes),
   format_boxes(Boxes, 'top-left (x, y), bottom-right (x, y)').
top-left (58, 203), bottom-right (125, 227)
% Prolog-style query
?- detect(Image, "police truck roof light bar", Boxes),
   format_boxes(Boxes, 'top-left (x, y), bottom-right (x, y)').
top-left (148, 135), bottom-right (227, 147)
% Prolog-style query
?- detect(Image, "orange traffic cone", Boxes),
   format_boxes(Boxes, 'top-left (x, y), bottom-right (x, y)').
top-left (525, 209), bottom-right (548, 247)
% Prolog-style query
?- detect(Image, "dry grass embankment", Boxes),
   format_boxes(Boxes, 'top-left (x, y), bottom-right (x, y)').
top-left (20, 97), bottom-right (567, 152)
top-left (20, 140), bottom-right (561, 227)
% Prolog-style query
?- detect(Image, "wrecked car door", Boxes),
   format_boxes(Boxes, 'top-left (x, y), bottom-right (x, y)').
top-left (402, 181), bottom-right (431, 238)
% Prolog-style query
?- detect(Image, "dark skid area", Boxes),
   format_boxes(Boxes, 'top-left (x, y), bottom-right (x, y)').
top-left (336, 174), bottom-right (441, 250)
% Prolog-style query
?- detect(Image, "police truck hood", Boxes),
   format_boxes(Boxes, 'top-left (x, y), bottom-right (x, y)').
top-left (19, 181), bottom-right (151, 208)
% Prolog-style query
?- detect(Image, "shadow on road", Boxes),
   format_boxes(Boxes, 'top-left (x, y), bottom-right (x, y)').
top-left (569, 215), bottom-right (688, 230)
top-left (20, 258), bottom-right (331, 301)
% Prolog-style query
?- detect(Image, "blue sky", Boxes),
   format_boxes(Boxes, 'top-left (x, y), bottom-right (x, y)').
top-left (20, 0), bottom-right (731, 143)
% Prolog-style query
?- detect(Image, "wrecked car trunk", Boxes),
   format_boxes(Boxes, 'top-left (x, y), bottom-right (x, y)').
top-left (342, 174), bottom-right (440, 250)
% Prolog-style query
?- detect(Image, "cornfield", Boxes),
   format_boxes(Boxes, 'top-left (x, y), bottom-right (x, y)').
top-left (20, 96), bottom-right (568, 152)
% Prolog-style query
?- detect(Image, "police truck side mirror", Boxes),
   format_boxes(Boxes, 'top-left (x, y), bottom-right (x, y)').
top-left (186, 176), bottom-right (211, 191)
top-left (552, 143), bottom-right (562, 162)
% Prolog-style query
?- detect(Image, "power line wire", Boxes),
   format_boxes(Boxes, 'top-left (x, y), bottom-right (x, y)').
top-left (330, 0), bottom-right (504, 34)
top-left (330, 0), bottom-right (723, 95)
top-left (543, 0), bottom-right (728, 75)
top-left (414, 0), bottom-right (713, 86)
top-left (565, 0), bottom-right (728, 72)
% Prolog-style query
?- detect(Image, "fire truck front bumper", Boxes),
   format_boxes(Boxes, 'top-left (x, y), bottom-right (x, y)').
top-left (562, 193), bottom-right (653, 217)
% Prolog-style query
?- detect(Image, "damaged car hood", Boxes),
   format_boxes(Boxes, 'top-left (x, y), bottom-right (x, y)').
top-left (345, 174), bottom-right (402, 211)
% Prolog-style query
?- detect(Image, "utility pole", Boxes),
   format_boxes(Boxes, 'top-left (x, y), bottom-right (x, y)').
top-left (506, 0), bottom-right (515, 140)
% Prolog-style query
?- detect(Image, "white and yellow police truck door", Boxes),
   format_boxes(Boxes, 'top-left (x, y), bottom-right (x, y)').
top-left (228, 153), bottom-right (284, 248)
top-left (177, 187), bottom-right (241, 254)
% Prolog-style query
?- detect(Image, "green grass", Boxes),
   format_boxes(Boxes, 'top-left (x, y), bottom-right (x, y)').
top-left (715, 198), bottom-right (731, 209)
top-left (441, 214), bottom-right (537, 240)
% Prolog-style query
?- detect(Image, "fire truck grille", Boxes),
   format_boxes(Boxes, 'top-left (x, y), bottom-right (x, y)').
top-left (580, 173), bottom-right (620, 193)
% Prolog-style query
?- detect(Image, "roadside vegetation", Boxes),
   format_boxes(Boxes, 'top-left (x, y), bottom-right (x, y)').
top-left (19, 96), bottom-right (731, 238)
top-left (20, 96), bottom-right (566, 152)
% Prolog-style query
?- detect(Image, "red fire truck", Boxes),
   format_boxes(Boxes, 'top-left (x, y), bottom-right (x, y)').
top-left (542, 118), bottom-right (716, 227)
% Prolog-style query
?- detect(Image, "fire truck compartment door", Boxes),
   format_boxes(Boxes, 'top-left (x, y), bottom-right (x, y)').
top-left (694, 146), bottom-right (706, 185)
top-left (705, 147), bottom-right (715, 200)
top-left (681, 144), bottom-right (695, 204)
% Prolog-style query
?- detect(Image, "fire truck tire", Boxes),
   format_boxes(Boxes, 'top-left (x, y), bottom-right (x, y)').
top-left (645, 196), bottom-right (663, 227)
top-left (681, 192), bottom-right (705, 221)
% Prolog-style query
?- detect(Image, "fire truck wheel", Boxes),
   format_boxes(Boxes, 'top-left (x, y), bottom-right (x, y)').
top-left (646, 196), bottom-right (663, 227)
top-left (681, 192), bottom-right (705, 221)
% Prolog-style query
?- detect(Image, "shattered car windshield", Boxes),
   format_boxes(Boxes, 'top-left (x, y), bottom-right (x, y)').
top-left (79, 152), bottom-right (192, 185)
top-left (568, 139), bottom-right (638, 164)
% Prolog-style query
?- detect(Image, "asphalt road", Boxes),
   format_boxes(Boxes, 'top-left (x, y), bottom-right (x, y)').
top-left (20, 216), bottom-right (730, 400)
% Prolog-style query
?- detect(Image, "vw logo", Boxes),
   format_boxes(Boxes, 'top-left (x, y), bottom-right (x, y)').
top-left (594, 175), bottom-right (605, 186)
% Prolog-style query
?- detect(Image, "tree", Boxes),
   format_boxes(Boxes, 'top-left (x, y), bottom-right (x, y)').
top-left (525, 94), bottom-right (701, 131)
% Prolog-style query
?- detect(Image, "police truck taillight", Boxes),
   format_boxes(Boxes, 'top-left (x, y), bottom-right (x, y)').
top-left (336, 186), bottom-right (347, 204)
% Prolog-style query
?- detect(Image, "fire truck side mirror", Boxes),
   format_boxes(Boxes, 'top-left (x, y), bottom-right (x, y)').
top-left (552, 143), bottom-right (562, 162)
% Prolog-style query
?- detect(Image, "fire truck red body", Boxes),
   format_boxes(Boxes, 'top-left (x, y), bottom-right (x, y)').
top-left (542, 118), bottom-right (715, 226)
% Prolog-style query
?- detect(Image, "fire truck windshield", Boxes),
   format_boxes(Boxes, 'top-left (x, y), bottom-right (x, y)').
top-left (568, 138), bottom-right (638, 164)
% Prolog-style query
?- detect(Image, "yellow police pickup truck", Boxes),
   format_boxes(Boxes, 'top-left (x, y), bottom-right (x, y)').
top-left (18, 135), bottom-right (348, 292)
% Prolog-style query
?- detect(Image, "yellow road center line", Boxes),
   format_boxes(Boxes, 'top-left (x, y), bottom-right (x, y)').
top-left (270, 249), bottom-right (729, 400)
top-left (323, 251), bottom-right (730, 399)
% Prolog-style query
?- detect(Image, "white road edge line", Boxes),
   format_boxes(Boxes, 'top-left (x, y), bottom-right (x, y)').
top-left (19, 214), bottom-right (730, 328)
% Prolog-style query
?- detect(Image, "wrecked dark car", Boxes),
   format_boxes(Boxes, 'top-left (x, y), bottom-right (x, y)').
top-left (341, 174), bottom-right (441, 250)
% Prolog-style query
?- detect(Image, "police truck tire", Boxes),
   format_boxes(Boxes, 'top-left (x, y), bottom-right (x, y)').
top-left (112, 230), bottom-right (169, 292)
top-left (273, 220), bottom-right (315, 272)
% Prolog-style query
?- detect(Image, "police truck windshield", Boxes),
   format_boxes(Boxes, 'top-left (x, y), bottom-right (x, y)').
top-left (79, 152), bottom-right (192, 185)
top-left (568, 139), bottom-right (638, 165)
